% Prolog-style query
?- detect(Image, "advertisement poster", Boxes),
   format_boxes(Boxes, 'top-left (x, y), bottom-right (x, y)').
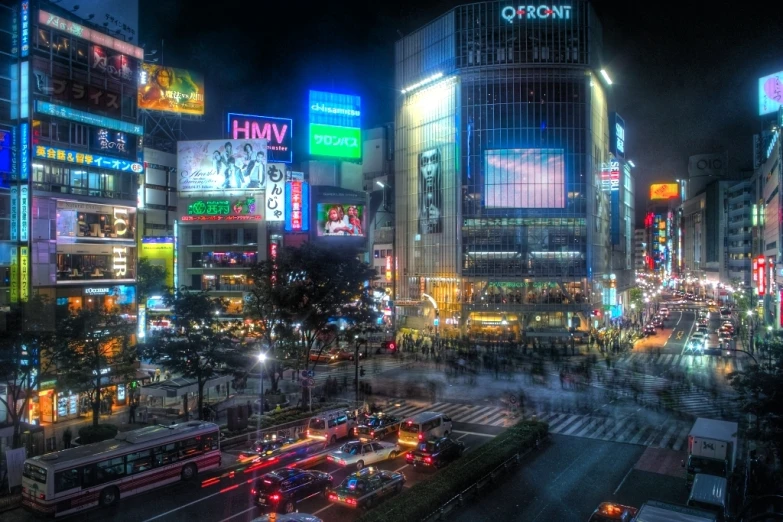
top-left (265, 163), bottom-right (286, 222)
top-left (316, 203), bottom-right (364, 237)
top-left (139, 64), bottom-right (205, 116)
top-left (484, 149), bottom-right (565, 209)
top-left (418, 148), bottom-right (442, 234)
top-left (649, 183), bottom-right (679, 200)
top-left (90, 128), bottom-right (136, 159)
top-left (759, 71), bottom-right (783, 116)
top-left (91, 45), bottom-right (136, 83)
top-left (176, 140), bottom-right (267, 192)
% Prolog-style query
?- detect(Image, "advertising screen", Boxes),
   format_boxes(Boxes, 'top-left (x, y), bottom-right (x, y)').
top-left (228, 113), bottom-right (292, 163)
top-left (649, 183), bottom-right (679, 200)
top-left (316, 203), bottom-right (365, 237)
top-left (176, 140), bottom-right (267, 192)
top-left (139, 64), bottom-right (205, 116)
top-left (91, 45), bottom-right (136, 83)
top-left (308, 124), bottom-right (361, 159)
top-left (182, 197), bottom-right (261, 222)
top-left (309, 90), bottom-right (361, 128)
top-left (484, 149), bottom-right (565, 208)
top-left (141, 237), bottom-right (174, 289)
top-left (759, 71), bottom-right (783, 116)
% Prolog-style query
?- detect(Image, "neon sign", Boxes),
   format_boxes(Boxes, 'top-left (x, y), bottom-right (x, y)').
top-left (285, 180), bottom-right (310, 232)
top-left (38, 10), bottom-right (143, 59)
top-left (20, 1), bottom-right (30, 57)
top-left (20, 246), bottom-right (29, 302)
top-left (36, 101), bottom-right (143, 135)
top-left (501, 5), bottom-right (572, 22)
top-left (600, 161), bottom-right (620, 192)
top-left (34, 145), bottom-right (143, 173)
top-left (757, 255), bottom-right (766, 296)
top-left (228, 113), bottom-right (292, 163)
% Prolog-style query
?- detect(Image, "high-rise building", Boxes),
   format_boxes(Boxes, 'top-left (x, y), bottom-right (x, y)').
top-left (725, 179), bottom-right (752, 288)
top-left (633, 228), bottom-right (647, 271)
top-left (393, 0), bottom-right (632, 339)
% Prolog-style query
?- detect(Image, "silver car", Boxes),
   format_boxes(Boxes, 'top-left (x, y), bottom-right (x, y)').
top-left (326, 441), bottom-right (400, 470)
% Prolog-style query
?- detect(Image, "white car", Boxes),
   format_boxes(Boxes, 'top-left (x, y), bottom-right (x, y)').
top-left (326, 441), bottom-right (400, 470)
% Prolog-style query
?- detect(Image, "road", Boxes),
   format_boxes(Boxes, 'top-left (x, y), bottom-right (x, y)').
top-left (452, 434), bottom-right (688, 521)
top-left (7, 423), bottom-right (497, 522)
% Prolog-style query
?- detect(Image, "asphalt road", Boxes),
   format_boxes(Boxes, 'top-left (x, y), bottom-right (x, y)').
top-left (451, 434), bottom-right (686, 522)
top-left (7, 423), bottom-right (498, 522)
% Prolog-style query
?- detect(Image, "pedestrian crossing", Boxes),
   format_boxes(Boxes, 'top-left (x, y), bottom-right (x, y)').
top-left (381, 401), bottom-right (694, 450)
top-left (306, 358), bottom-right (410, 385)
top-left (617, 352), bottom-right (749, 372)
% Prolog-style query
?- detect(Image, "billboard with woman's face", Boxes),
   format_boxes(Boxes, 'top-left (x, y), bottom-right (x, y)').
top-left (310, 186), bottom-right (367, 246)
top-left (176, 140), bottom-right (268, 192)
top-left (316, 203), bottom-right (365, 237)
top-left (418, 148), bottom-right (442, 234)
top-left (139, 64), bottom-right (205, 115)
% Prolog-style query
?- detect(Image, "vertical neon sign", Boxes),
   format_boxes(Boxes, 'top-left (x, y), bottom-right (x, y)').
top-left (173, 222), bottom-right (179, 290)
top-left (758, 255), bottom-right (766, 296)
top-left (20, 122), bottom-right (28, 180)
top-left (20, 2), bottom-right (30, 57)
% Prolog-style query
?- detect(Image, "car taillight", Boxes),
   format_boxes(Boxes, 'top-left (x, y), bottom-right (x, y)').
top-left (270, 494), bottom-right (280, 501)
top-left (406, 453), bottom-right (413, 461)
top-left (348, 498), bottom-right (357, 505)
top-left (38, 493), bottom-right (45, 500)
top-left (251, 488), bottom-right (256, 495)
top-left (329, 493), bottom-right (337, 501)
top-left (425, 456), bottom-right (432, 463)
top-left (306, 430), bottom-right (310, 436)
top-left (370, 431), bottom-right (375, 437)
top-left (418, 433), bottom-right (424, 440)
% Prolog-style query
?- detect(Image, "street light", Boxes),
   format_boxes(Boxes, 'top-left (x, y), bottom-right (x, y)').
top-left (258, 352), bottom-right (267, 434)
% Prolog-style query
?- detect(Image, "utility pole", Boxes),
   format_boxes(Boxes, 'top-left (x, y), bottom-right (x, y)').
top-left (354, 336), bottom-right (360, 404)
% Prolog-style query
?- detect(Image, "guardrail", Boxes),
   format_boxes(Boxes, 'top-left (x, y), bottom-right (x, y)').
top-left (421, 436), bottom-right (546, 522)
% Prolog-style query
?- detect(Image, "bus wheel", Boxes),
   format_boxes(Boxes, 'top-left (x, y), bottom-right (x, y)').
top-left (99, 486), bottom-right (119, 507)
top-left (181, 463), bottom-right (197, 481)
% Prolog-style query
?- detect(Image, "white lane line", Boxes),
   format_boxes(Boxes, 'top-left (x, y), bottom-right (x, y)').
top-left (217, 506), bottom-right (256, 522)
top-left (394, 464), bottom-right (409, 472)
top-left (313, 504), bottom-right (334, 516)
top-left (452, 430), bottom-right (496, 438)
top-left (141, 488), bottom-right (226, 522)
top-left (613, 465), bottom-right (634, 495)
top-left (456, 432), bottom-right (469, 440)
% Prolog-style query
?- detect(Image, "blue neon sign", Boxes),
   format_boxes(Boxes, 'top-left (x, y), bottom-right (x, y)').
top-left (20, 2), bottom-right (29, 58)
top-left (34, 145), bottom-right (143, 173)
top-left (35, 101), bottom-right (143, 135)
top-left (19, 122), bottom-right (28, 181)
top-left (308, 90), bottom-right (361, 129)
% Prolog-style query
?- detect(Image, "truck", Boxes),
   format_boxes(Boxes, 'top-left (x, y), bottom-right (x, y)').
top-left (685, 418), bottom-right (738, 487)
top-left (633, 500), bottom-right (717, 522)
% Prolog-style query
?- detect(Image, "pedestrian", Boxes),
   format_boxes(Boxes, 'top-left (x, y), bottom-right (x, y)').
top-left (62, 427), bottom-right (72, 449)
top-left (164, 369), bottom-right (171, 381)
top-left (129, 402), bottom-right (137, 423)
top-left (155, 368), bottom-right (161, 382)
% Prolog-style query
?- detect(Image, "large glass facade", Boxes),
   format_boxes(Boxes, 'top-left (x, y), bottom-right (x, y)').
top-left (395, 0), bottom-right (614, 336)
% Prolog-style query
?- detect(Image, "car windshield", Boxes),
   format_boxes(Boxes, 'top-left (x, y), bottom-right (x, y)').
top-left (23, 463), bottom-right (47, 484)
top-left (341, 443), bottom-right (361, 455)
top-left (309, 418), bottom-right (326, 430)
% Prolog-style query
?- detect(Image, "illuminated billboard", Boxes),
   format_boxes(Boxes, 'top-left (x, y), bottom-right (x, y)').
top-left (484, 149), bottom-right (565, 208)
top-left (308, 90), bottom-right (361, 159)
top-left (141, 237), bottom-right (174, 289)
top-left (316, 203), bottom-right (365, 237)
top-left (34, 145), bottom-right (143, 173)
top-left (182, 197), bottom-right (261, 222)
top-left (649, 183), bottom-right (679, 200)
top-left (38, 10), bottom-right (143, 59)
top-left (285, 181), bottom-right (310, 232)
top-left (610, 113), bottom-right (625, 159)
top-left (228, 113), bottom-right (292, 163)
top-left (176, 140), bottom-right (267, 192)
top-left (139, 64), bottom-right (205, 116)
top-left (759, 71), bottom-right (783, 116)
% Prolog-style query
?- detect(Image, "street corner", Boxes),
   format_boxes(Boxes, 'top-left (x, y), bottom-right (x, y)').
top-left (633, 445), bottom-right (687, 479)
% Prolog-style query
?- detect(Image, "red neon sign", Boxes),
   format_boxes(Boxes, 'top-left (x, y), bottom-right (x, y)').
top-left (290, 181), bottom-right (303, 231)
top-left (757, 255), bottom-right (766, 296)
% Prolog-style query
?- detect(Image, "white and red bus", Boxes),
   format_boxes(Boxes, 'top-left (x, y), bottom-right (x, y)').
top-left (21, 420), bottom-right (221, 517)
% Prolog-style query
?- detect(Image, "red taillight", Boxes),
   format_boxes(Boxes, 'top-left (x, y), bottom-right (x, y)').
top-left (424, 456), bottom-right (432, 463)
top-left (251, 489), bottom-right (256, 495)
top-left (406, 453), bottom-right (413, 461)
top-left (329, 493), bottom-right (337, 501)
top-left (270, 494), bottom-right (280, 501)
top-left (38, 493), bottom-right (45, 500)
top-left (418, 433), bottom-right (424, 440)
top-left (370, 431), bottom-right (375, 437)
top-left (306, 430), bottom-right (310, 436)
top-left (348, 498), bottom-right (357, 505)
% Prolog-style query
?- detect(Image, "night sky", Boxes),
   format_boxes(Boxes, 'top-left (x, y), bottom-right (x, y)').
top-left (140, 0), bottom-right (783, 220)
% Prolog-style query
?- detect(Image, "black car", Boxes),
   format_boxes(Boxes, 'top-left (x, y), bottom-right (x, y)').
top-left (356, 415), bottom-right (401, 442)
top-left (252, 467), bottom-right (333, 514)
top-left (327, 467), bottom-right (405, 509)
top-left (405, 436), bottom-right (464, 469)
top-left (643, 324), bottom-right (656, 336)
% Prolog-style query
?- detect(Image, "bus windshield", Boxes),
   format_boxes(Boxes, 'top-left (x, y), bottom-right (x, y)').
top-left (23, 463), bottom-right (47, 484)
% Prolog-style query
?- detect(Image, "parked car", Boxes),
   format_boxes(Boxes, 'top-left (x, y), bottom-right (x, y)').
top-left (405, 436), bottom-right (464, 469)
top-left (327, 441), bottom-right (400, 470)
top-left (327, 467), bottom-right (405, 509)
top-left (252, 468), bottom-right (333, 514)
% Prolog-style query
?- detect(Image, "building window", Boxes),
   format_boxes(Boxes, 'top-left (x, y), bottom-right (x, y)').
top-left (374, 250), bottom-right (380, 258)
top-left (71, 124), bottom-right (88, 146)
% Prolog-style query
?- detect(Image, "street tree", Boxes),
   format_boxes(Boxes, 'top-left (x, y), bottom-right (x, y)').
top-left (55, 306), bottom-right (136, 427)
top-left (245, 243), bottom-right (379, 387)
top-left (143, 289), bottom-right (242, 420)
top-left (136, 257), bottom-right (169, 332)
top-left (0, 295), bottom-right (57, 448)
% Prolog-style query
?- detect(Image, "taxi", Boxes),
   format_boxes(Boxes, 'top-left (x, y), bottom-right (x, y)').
top-left (587, 502), bottom-right (638, 522)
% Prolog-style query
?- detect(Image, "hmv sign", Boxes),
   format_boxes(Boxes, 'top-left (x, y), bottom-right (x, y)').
top-left (501, 5), bottom-right (572, 22)
top-left (227, 113), bottom-right (293, 163)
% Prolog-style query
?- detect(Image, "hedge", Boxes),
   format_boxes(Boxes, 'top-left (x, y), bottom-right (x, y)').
top-left (356, 420), bottom-right (549, 522)
top-left (222, 402), bottom-right (351, 438)
top-left (78, 424), bottom-right (119, 444)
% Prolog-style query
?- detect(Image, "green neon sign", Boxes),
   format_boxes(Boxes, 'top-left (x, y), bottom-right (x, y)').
top-left (309, 123), bottom-right (361, 159)
top-left (188, 198), bottom-right (256, 216)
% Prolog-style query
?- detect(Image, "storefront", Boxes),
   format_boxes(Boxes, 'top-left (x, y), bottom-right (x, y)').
top-left (55, 284), bottom-right (136, 314)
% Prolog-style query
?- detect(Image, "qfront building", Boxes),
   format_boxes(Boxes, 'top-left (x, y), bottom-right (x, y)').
top-left (394, 1), bottom-right (634, 339)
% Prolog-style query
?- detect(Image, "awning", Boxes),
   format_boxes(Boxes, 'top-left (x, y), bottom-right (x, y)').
top-left (140, 374), bottom-right (232, 398)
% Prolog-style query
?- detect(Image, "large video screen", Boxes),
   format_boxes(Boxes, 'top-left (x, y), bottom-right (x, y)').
top-left (484, 149), bottom-right (565, 209)
top-left (315, 203), bottom-right (365, 237)
top-left (177, 140), bottom-right (268, 192)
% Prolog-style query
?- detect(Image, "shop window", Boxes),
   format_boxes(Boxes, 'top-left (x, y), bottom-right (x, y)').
top-left (54, 468), bottom-right (80, 493)
top-left (374, 250), bottom-right (380, 258)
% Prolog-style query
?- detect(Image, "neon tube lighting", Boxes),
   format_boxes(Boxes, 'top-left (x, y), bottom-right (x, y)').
top-left (599, 69), bottom-right (613, 85)
top-left (627, 160), bottom-right (635, 168)
top-left (401, 72), bottom-right (444, 94)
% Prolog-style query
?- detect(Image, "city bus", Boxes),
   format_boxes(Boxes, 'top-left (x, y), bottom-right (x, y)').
top-left (21, 420), bottom-right (221, 517)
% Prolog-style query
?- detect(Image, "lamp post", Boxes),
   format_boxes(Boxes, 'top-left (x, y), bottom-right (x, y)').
top-left (258, 352), bottom-right (266, 434)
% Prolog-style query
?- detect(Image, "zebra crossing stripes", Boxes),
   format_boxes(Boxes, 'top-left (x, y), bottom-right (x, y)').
top-left (383, 401), bottom-right (513, 428)
top-left (619, 352), bottom-right (747, 372)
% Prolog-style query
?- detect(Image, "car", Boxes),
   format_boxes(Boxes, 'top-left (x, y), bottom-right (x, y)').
top-left (327, 467), bottom-right (405, 509)
top-left (643, 324), bottom-right (657, 336)
top-left (377, 340), bottom-right (398, 354)
top-left (651, 318), bottom-right (664, 328)
top-left (309, 349), bottom-right (337, 363)
top-left (252, 468), bottom-right (333, 514)
top-left (659, 307), bottom-right (670, 318)
top-left (405, 436), bottom-right (465, 469)
top-left (326, 440), bottom-right (400, 470)
top-left (696, 325), bottom-right (709, 334)
top-left (331, 348), bottom-right (364, 361)
top-left (239, 436), bottom-right (303, 461)
top-left (587, 501), bottom-right (638, 522)
top-left (355, 415), bottom-right (401, 442)
top-left (250, 515), bottom-right (323, 522)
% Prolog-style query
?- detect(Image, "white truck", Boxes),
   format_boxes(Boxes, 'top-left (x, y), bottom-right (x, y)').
top-left (685, 418), bottom-right (738, 487)
top-left (633, 500), bottom-right (717, 522)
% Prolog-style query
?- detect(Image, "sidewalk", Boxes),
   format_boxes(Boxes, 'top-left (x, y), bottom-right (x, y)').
top-left (40, 404), bottom-right (140, 452)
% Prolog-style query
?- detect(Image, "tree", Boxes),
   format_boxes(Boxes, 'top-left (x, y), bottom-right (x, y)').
top-left (0, 295), bottom-right (56, 448)
top-left (245, 243), bottom-right (379, 391)
top-left (143, 289), bottom-right (242, 420)
top-left (54, 307), bottom-right (136, 427)
top-left (728, 338), bottom-right (783, 458)
top-left (136, 257), bottom-right (169, 333)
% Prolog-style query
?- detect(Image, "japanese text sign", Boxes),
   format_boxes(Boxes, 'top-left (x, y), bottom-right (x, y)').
top-left (34, 145), bottom-right (143, 173)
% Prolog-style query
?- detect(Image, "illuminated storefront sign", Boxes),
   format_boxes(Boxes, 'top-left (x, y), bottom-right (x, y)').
top-left (180, 214), bottom-right (261, 222)
top-left (19, 185), bottom-right (28, 241)
top-left (759, 71), bottom-right (783, 116)
top-left (757, 255), bottom-right (766, 296)
top-left (285, 181), bottom-right (310, 232)
top-left (187, 198), bottom-right (256, 217)
top-left (649, 183), bottom-right (679, 200)
top-left (309, 124), bottom-right (361, 159)
top-left (386, 256), bottom-right (392, 281)
top-left (228, 113), bottom-right (292, 163)
top-left (20, 2), bottom-right (30, 57)
top-left (35, 101), bottom-right (143, 135)
top-left (10, 187), bottom-right (18, 242)
top-left (38, 10), bottom-right (143, 59)
top-left (600, 161), bottom-right (620, 192)
top-left (20, 122), bottom-right (29, 181)
top-left (113, 247), bottom-right (128, 278)
top-left (20, 246), bottom-right (29, 302)
top-left (10, 248), bottom-right (18, 303)
top-left (611, 113), bottom-right (625, 159)
top-left (266, 163), bottom-right (286, 222)
top-left (501, 4), bottom-right (572, 22)
top-left (85, 287), bottom-right (111, 295)
top-left (34, 145), bottom-right (143, 173)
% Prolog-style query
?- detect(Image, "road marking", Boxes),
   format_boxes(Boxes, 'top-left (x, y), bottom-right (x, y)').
top-left (457, 432), bottom-right (469, 440)
top-left (676, 311), bottom-right (683, 326)
top-left (613, 465), bottom-right (634, 495)
top-left (141, 489), bottom-right (226, 522)
top-left (394, 464), bottom-right (409, 472)
top-left (313, 504), bottom-right (334, 515)
top-left (217, 506), bottom-right (256, 522)
top-left (452, 430), bottom-right (496, 438)
top-left (676, 331), bottom-right (684, 340)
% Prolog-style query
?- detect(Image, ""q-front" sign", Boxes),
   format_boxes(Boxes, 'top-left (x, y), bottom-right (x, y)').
top-left (501, 5), bottom-right (572, 22)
